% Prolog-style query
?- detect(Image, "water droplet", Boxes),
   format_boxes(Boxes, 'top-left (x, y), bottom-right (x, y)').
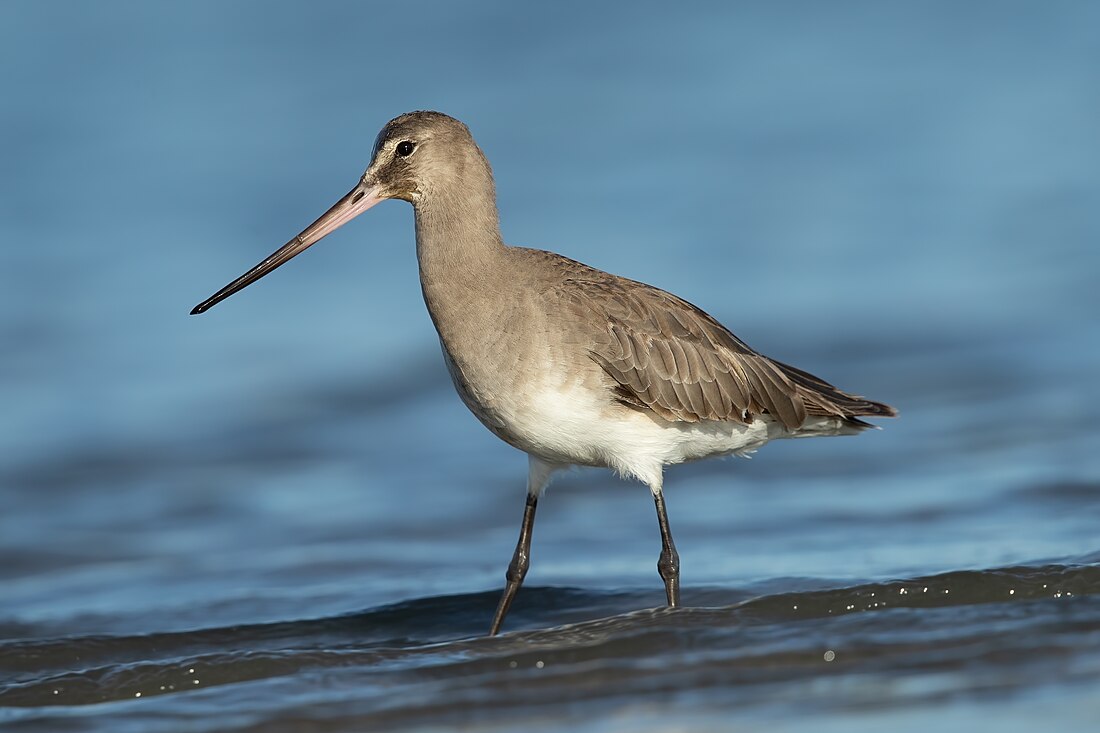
top-left (535, 660), bottom-right (544, 669)
top-left (1009, 589), bottom-right (1015, 595)
top-left (135, 692), bottom-right (141, 698)
top-left (824, 650), bottom-right (836, 662)
top-left (508, 661), bottom-right (517, 669)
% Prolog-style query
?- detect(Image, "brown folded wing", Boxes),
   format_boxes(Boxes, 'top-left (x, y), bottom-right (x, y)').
top-left (543, 253), bottom-right (895, 429)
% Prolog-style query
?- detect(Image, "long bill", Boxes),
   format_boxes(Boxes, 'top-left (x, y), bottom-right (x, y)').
top-left (190, 183), bottom-right (384, 315)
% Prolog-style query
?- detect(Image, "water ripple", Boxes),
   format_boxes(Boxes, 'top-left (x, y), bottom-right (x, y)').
top-left (2, 560), bottom-right (1096, 722)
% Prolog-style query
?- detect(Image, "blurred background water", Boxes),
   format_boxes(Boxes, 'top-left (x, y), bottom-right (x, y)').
top-left (1, 1), bottom-right (1099, 731)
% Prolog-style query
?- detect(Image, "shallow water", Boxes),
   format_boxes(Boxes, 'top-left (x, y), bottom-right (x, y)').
top-left (2, 1), bottom-right (1099, 731)
top-left (4, 564), bottom-right (1100, 732)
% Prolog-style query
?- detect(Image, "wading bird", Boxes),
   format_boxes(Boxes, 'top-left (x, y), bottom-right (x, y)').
top-left (192, 111), bottom-right (896, 635)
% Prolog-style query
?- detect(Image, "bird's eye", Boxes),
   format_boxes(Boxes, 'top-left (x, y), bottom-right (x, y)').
top-left (396, 140), bottom-right (415, 157)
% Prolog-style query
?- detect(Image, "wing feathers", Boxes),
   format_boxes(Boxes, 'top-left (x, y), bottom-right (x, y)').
top-left (545, 252), bottom-right (895, 428)
top-left (592, 291), bottom-right (811, 428)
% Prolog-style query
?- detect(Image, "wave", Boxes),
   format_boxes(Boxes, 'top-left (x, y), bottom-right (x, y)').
top-left (2, 558), bottom-right (1098, 713)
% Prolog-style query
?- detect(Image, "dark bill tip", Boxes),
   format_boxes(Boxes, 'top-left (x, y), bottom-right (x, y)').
top-left (188, 184), bottom-right (383, 316)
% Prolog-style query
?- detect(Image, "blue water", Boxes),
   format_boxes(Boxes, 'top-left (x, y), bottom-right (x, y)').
top-left (2, 1), bottom-right (1099, 731)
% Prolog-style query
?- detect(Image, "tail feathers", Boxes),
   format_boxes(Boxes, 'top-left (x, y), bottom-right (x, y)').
top-left (772, 358), bottom-right (898, 423)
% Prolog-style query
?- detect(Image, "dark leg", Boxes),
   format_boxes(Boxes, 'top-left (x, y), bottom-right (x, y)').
top-left (488, 491), bottom-right (539, 636)
top-left (653, 490), bottom-right (681, 607)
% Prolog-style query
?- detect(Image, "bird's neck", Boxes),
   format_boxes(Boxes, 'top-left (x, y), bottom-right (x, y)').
top-left (413, 173), bottom-right (508, 332)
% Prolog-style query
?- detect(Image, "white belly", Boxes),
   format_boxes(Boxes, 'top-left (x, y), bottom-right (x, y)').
top-left (443, 345), bottom-right (853, 490)
top-left (495, 372), bottom-right (782, 488)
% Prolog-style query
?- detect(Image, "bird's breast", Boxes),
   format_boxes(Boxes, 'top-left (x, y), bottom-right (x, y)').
top-left (437, 326), bottom-right (608, 461)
